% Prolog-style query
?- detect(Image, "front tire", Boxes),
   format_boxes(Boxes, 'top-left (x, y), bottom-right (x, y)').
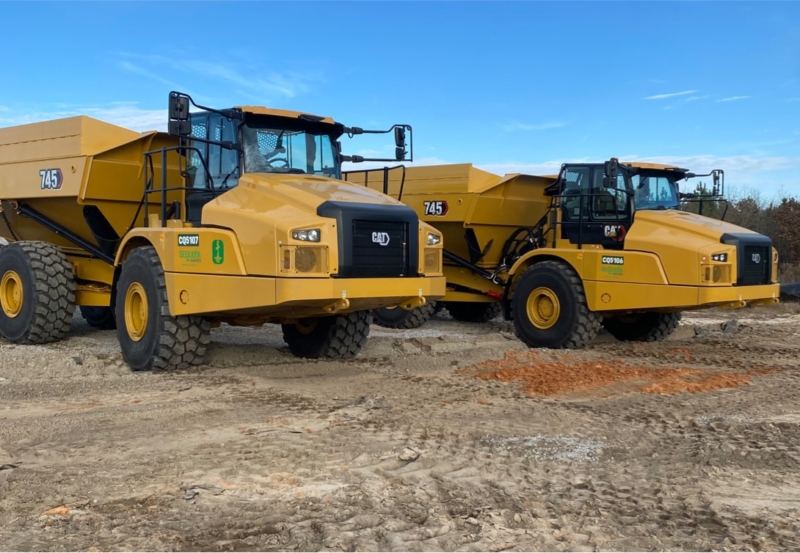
top-left (603, 312), bottom-right (681, 342)
top-left (0, 241), bottom-right (75, 344)
top-left (282, 311), bottom-right (371, 359)
top-left (373, 302), bottom-right (435, 329)
top-left (511, 260), bottom-right (600, 349)
top-left (115, 246), bottom-right (210, 371)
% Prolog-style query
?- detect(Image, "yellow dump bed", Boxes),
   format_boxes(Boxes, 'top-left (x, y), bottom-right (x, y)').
top-left (0, 116), bottom-right (179, 251)
top-left (345, 163), bottom-right (553, 268)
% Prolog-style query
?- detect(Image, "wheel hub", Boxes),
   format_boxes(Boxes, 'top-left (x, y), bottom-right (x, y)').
top-left (526, 287), bottom-right (561, 329)
top-left (124, 282), bottom-right (148, 341)
top-left (295, 318), bottom-right (318, 335)
top-left (0, 270), bottom-right (23, 318)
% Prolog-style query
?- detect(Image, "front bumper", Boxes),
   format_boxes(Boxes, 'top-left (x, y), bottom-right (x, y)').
top-left (164, 273), bottom-right (447, 317)
top-left (584, 281), bottom-right (780, 313)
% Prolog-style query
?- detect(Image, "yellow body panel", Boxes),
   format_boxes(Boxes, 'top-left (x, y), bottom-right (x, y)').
top-left (165, 273), bottom-right (446, 318)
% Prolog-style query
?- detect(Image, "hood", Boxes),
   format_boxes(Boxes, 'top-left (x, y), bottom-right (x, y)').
top-left (633, 209), bottom-right (759, 241)
top-left (233, 172), bottom-right (402, 211)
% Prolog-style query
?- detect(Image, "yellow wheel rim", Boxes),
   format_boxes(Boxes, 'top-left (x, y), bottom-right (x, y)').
top-left (124, 282), bottom-right (148, 342)
top-left (0, 270), bottom-right (23, 318)
top-left (295, 318), bottom-right (318, 335)
top-left (526, 287), bottom-right (561, 330)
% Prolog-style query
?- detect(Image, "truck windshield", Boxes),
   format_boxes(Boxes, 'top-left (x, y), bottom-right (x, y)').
top-left (242, 124), bottom-right (339, 177)
top-left (631, 172), bottom-right (680, 210)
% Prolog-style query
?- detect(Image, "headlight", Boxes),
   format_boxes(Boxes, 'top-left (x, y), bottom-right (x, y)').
top-left (711, 252), bottom-right (728, 262)
top-left (292, 228), bottom-right (321, 242)
top-left (427, 232), bottom-right (441, 246)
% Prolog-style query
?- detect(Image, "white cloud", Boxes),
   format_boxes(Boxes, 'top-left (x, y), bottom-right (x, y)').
top-left (117, 53), bottom-right (317, 102)
top-left (684, 95), bottom-right (710, 102)
top-left (501, 121), bottom-right (564, 132)
top-left (716, 96), bottom-right (750, 103)
top-left (0, 103), bottom-right (167, 132)
top-left (644, 90), bottom-right (696, 100)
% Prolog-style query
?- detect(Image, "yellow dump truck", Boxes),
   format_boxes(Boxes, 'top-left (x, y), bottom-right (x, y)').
top-left (344, 160), bottom-right (779, 347)
top-left (0, 92), bottom-right (445, 370)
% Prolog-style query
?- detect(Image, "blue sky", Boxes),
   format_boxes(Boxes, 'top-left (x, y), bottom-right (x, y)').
top-left (1, 1), bottom-right (798, 197)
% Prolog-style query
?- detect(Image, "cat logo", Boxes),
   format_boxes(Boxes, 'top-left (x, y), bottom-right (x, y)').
top-left (371, 232), bottom-right (391, 246)
top-left (604, 224), bottom-right (626, 240)
top-left (751, 253), bottom-right (761, 264)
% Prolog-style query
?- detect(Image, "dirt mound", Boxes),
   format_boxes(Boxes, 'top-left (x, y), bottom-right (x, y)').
top-left (465, 350), bottom-right (773, 397)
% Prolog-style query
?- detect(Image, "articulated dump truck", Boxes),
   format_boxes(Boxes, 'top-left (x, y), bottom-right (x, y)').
top-left (0, 92), bottom-right (445, 370)
top-left (344, 160), bottom-right (779, 347)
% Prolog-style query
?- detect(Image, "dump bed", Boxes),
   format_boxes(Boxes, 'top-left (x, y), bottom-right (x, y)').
top-left (0, 116), bottom-right (180, 254)
top-left (344, 163), bottom-right (553, 268)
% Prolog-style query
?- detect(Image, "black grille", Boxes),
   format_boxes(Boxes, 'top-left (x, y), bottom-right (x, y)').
top-left (351, 220), bottom-right (409, 277)
top-left (740, 245), bottom-right (770, 285)
top-left (317, 200), bottom-right (419, 278)
top-left (720, 232), bottom-right (772, 286)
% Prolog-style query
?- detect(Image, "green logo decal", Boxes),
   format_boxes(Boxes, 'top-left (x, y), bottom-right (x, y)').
top-left (212, 239), bottom-right (225, 265)
top-left (178, 234), bottom-right (200, 247)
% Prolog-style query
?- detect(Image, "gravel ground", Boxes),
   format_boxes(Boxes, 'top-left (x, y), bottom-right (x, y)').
top-left (1, 304), bottom-right (799, 551)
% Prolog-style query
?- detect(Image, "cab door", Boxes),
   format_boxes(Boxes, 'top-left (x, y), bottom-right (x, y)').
top-left (560, 165), bottom-right (632, 248)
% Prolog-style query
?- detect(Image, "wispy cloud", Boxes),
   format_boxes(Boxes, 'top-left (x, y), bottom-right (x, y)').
top-left (117, 61), bottom-right (185, 90)
top-left (684, 95), bottom-right (710, 102)
top-left (117, 53), bottom-right (319, 102)
top-left (0, 103), bottom-right (167, 132)
top-left (0, 106), bottom-right (8, 112)
top-left (716, 96), bottom-right (750, 103)
top-left (788, 97), bottom-right (800, 102)
top-left (644, 90), bottom-right (696, 100)
top-left (501, 121), bottom-right (564, 132)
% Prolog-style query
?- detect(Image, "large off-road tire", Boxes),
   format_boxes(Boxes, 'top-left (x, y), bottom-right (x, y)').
top-left (282, 311), bottom-right (371, 359)
top-left (373, 301), bottom-right (436, 329)
top-left (445, 301), bottom-right (502, 323)
top-left (602, 312), bottom-right (682, 342)
top-left (0, 241), bottom-right (75, 344)
top-left (511, 260), bottom-right (601, 349)
top-left (115, 246), bottom-right (210, 371)
top-left (80, 306), bottom-right (117, 330)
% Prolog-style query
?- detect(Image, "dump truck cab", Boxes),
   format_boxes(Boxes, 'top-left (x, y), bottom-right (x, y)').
top-left (0, 92), bottom-right (445, 370)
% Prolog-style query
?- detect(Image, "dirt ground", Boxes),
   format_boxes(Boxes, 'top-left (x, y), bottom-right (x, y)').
top-left (1, 303), bottom-right (800, 552)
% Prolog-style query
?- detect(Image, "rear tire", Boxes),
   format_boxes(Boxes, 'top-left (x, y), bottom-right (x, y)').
top-left (603, 312), bottom-right (681, 342)
top-left (282, 311), bottom-right (371, 359)
top-left (445, 301), bottom-right (502, 323)
top-left (80, 306), bottom-right (117, 330)
top-left (0, 241), bottom-right (75, 344)
top-left (115, 246), bottom-right (210, 371)
top-left (511, 260), bottom-right (600, 349)
top-left (373, 302), bottom-right (435, 329)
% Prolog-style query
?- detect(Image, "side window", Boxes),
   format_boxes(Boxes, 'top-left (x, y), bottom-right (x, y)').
top-left (207, 114), bottom-right (240, 189)
top-left (590, 167), bottom-right (628, 220)
top-left (187, 114), bottom-right (209, 189)
top-left (562, 166), bottom-right (590, 220)
top-left (287, 132), bottom-right (308, 172)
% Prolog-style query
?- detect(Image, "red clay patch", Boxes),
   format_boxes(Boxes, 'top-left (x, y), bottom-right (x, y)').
top-left (464, 350), bottom-right (775, 397)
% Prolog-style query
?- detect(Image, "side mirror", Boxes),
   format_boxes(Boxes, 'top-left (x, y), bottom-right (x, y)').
top-left (604, 158), bottom-right (619, 179)
top-left (168, 121), bottom-right (192, 136)
top-left (603, 176), bottom-right (617, 189)
top-left (395, 146), bottom-right (406, 161)
top-left (169, 93), bottom-right (189, 121)
top-left (168, 93), bottom-right (191, 136)
top-left (394, 126), bottom-right (406, 148)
